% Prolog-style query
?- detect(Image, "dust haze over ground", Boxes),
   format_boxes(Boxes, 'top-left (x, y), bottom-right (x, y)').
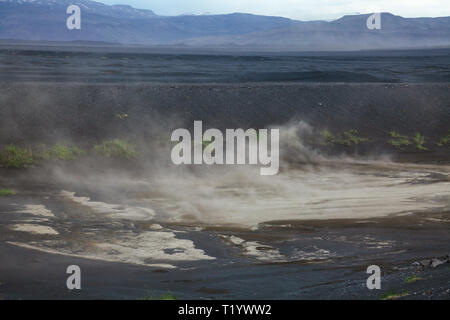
top-left (0, 48), bottom-right (449, 300)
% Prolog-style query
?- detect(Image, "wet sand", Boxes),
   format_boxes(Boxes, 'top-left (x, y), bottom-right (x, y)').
top-left (0, 83), bottom-right (449, 299)
top-left (1, 160), bottom-right (449, 300)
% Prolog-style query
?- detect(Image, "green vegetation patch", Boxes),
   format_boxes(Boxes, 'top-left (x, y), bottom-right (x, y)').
top-left (318, 129), bottom-right (335, 146)
top-left (388, 131), bottom-right (411, 149)
top-left (336, 129), bottom-right (368, 146)
top-left (38, 144), bottom-right (86, 161)
top-left (317, 129), bottom-right (368, 147)
top-left (413, 132), bottom-right (428, 151)
top-left (437, 134), bottom-right (450, 147)
top-left (142, 292), bottom-right (177, 300)
top-left (381, 290), bottom-right (409, 300)
top-left (388, 131), bottom-right (428, 151)
top-left (115, 113), bottom-right (128, 120)
top-left (405, 275), bottom-right (423, 284)
top-left (0, 145), bottom-right (34, 168)
top-left (94, 139), bottom-right (138, 159)
top-left (0, 189), bottom-right (16, 196)
top-left (157, 293), bottom-right (177, 300)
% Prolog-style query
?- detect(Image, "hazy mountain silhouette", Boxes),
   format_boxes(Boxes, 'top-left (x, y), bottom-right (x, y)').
top-left (1, 0), bottom-right (449, 50)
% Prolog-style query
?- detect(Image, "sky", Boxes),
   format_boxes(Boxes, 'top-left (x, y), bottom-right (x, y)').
top-left (100, 0), bottom-right (450, 20)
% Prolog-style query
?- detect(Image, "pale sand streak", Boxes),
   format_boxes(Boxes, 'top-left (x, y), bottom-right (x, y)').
top-left (60, 191), bottom-right (155, 220)
top-left (7, 241), bottom-right (177, 269)
top-left (9, 224), bottom-right (59, 235)
top-left (13, 204), bottom-right (55, 218)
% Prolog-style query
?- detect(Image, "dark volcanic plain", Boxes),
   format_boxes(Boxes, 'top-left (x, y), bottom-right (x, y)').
top-left (0, 49), bottom-right (449, 300)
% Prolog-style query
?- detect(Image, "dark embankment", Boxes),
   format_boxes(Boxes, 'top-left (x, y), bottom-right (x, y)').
top-left (0, 83), bottom-right (449, 162)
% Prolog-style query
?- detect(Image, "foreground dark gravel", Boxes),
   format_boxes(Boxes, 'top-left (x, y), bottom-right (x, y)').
top-left (0, 83), bottom-right (449, 144)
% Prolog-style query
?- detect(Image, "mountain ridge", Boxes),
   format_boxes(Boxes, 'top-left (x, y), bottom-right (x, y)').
top-left (0, 0), bottom-right (449, 51)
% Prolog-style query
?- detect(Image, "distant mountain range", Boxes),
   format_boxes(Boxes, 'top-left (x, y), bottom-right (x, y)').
top-left (1, 0), bottom-right (450, 51)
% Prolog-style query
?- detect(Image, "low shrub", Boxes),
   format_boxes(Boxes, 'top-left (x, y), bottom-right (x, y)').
top-left (0, 145), bottom-right (34, 168)
top-left (94, 139), bottom-right (138, 159)
top-left (38, 144), bottom-right (85, 161)
top-left (388, 131), bottom-right (411, 149)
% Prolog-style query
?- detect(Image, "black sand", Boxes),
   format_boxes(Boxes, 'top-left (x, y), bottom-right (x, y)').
top-left (0, 83), bottom-right (449, 300)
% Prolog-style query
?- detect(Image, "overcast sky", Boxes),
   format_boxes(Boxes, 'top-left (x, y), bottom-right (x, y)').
top-left (100, 0), bottom-right (450, 20)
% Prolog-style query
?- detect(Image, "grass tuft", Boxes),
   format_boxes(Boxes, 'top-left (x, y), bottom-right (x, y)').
top-left (336, 129), bottom-right (368, 146)
top-left (94, 139), bottom-right (138, 159)
top-left (405, 275), bottom-right (423, 284)
top-left (0, 145), bottom-right (34, 168)
top-left (381, 290), bottom-right (409, 300)
top-left (413, 132), bottom-right (428, 151)
top-left (38, 144), bottom-right (85, 161)
top-left (0, 189), bottom-right (16, 196)
top-left (142, 292), bottom-right (177, 300)
top-left (318, 129), bottom-right (335, 146)
top-left (388, 131), bottom-right (411, 149)
top-left (437, 134), bottom-right (450, 147)
top-left (388, 131), bottom-right (428, 151)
